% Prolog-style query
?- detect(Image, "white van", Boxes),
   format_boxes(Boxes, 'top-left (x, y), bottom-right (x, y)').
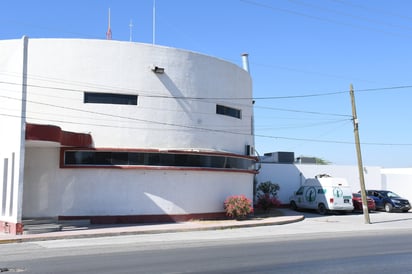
top-left (289, 175), bottom-right (354, 214)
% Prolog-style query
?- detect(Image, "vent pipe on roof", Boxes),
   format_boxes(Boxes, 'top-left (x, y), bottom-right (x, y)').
top-left (241, 53), bottom-right (250, 73)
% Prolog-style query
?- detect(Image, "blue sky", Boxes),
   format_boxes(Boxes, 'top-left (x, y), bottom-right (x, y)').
top-left (2, 0), bottom-right (412, 168)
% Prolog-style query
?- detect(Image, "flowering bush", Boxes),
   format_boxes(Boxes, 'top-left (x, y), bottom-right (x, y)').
top-left (224, 195), bottom-right (254, 218)
top-left (256, 181), bottom-right (281, 211)
top-left (255, 193), bottom-right (281, 211)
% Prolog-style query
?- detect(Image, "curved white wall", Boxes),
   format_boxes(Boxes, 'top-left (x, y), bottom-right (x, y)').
top-left (25, 39), bottom-right (254, 154)
top-left (0, 38), bottom-right (256, 219)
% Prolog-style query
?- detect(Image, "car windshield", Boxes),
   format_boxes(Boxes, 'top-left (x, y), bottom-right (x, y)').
top-left (386, 191), bottom-right (401, 198)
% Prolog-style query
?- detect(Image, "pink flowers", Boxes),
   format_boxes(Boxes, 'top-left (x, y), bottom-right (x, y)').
top-left (224, 195), bottom-right (254, 218)
top-left (256, 193), bottom-right (281, 210)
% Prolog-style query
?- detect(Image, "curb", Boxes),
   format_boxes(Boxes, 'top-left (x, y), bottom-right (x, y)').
top-left (0, 215), bottom-right (304, 244)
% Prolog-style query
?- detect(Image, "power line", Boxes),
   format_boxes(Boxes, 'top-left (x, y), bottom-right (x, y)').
top-left (3, 78), bottom-right (412, 102)
top-left (289, 0), bottom-right (412, 32)
top-left (356, 85), bottom-right (412, 93)
top-left (254, 133), bottom-right (412, 146)
top-left (247, 61), bottom-right (382, 85)
top-left (257, 118), bottom-right (351, 131)
top-left (2, 96), bottom-right (411, 147)
top-left (253, 90), bottom-right (347, 100)
top-left (330, 0), bottom-right (412, 22)
top-left (0, 95), bottom-right (253, 136)
top-left (240, 0), bottom-right (412, 39)
top-left (255, 105), bottom-right (351, 117)
top-left (2, 77), bottom-right (412, 146)
top-left (3, 111), bottom-right (411, 147)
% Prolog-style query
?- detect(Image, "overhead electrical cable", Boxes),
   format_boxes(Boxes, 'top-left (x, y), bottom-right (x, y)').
top-left (288, 0), bottom-right (412, 32)
top-left (330, 0), bottom-right (412, 22)
top-left (240, 0), bottom-right (412, 39)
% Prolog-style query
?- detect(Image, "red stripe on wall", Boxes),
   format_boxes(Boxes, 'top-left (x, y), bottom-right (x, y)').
top-left (26, 123), bottom-right (92, 147)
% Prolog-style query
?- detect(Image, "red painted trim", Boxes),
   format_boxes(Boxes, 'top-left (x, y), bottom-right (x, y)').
top-left (59, 212), bottom-right (228, 224)
top-left (0, 221), bottom-right (24, 235)
top-left (26, 123), bottom-right (92, 147)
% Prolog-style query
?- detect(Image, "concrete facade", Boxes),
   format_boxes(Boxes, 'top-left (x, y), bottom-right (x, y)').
top-left (0, 38), bottom-right (256, 234)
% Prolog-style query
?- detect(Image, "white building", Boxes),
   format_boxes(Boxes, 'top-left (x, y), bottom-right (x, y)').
top-left (0, 37), bottom-right (257, 234)
top-left (256, 152), bottom-right (412, 205)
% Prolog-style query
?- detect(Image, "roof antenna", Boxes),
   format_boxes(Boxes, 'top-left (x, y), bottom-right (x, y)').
top-left (129, 19), bottom-right (133, 42)
top-left (152, 0), bottom-right (156, 44)
top-left (106, 8), bottom-right (112, 40)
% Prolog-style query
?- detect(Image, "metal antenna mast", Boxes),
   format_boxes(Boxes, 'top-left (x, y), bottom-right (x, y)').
top-left (106, 8), bottom-right (112, 40)
top-left (129, 19), bottom-right (133, 42)
top-left (152, 0), bottom-right (156, 44)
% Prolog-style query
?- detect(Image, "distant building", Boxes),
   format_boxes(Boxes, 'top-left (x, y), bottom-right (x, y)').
top-left (256, 152), bottom-right (412, 207)
top-left (0, 37), bottom-right (257, 234)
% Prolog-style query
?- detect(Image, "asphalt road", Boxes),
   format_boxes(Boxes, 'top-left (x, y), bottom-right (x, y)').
top-left (1, 211), bottom-right (412, 273)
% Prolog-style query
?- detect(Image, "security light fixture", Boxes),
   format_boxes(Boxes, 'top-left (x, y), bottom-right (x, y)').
top-left (151, 65), bottom-right (165, 74)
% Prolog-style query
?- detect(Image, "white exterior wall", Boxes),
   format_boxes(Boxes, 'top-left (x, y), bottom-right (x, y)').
top-left (23, 148), bottom-right (253, 217)
top-left (0, 38), bottom-right (255, 219)
top-left (381, 168), bottom-right (412, 202)
top-left (24, 39), bottom-right (253, 153)
top-left (0, 38), bottom-right (28, 225)
top-left (256, 163), bottom-right (382, 204)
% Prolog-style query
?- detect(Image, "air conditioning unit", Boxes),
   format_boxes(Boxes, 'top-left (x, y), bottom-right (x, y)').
top-left (262, 151), bottom-right (295, 163)
top-left (245, 145), bottom-right (254, 156)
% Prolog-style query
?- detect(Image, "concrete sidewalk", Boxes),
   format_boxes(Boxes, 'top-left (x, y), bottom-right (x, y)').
top-left (0, 212), bottom-right (304, 244)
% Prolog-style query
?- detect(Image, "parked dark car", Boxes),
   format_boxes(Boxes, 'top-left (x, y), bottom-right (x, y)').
top-left (352, 193), bottom-right (376, 212)
top-left (364, 190), bottom-right (411, 212)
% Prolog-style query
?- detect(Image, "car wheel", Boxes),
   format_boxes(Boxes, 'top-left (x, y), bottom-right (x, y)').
top-left (290, 201), bottom-right (298, 211)
top-left (384, 203), bottom-right (393, 213)
top-left (318, 203), bottom-right (327, 215)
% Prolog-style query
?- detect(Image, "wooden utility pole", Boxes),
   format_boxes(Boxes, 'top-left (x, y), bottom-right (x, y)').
top-left (350, 84), bottom-right (371, 224)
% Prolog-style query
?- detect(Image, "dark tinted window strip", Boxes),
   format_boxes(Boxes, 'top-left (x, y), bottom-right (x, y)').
top-left (64, 151), bottom-right (255, 171)
top-left (216, 104), bottom-right (241, 119)
top-left (84, 92), bottom-right (138, 105)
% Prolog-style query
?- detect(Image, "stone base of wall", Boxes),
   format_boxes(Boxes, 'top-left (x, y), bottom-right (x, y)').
top-left (0, 221), bottom-right (24, 235)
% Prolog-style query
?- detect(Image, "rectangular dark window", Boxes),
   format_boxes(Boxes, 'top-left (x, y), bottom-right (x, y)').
top-left (84, 92), bottom-right (138, 105)
top-left (63, 150), bottom-right (255, 171)
top-left (216, 104), bottom-right (241, 119)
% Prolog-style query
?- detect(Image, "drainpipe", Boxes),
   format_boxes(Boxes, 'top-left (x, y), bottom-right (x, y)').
top-left (242, 53), bottom-right (257, 205)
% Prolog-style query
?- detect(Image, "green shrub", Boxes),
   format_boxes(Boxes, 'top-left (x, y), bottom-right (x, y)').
top-left (256, 181), bottom-right (281, 211)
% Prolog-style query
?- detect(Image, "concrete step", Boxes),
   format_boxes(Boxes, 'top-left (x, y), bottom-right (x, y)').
top-left (59, 219), bottom-right (91, 231)
top-left (23, 218), bottom-right (58, 225)
top-left (23, 218), bottom-right (62, 234)
top-left (22, 218), bottom-right (91, 234)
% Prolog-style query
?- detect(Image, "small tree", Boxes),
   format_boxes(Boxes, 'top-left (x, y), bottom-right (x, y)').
top-left (315, 157), bottom-right (331, 165)
top-left (255, 181), bottom-right (281, 211)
